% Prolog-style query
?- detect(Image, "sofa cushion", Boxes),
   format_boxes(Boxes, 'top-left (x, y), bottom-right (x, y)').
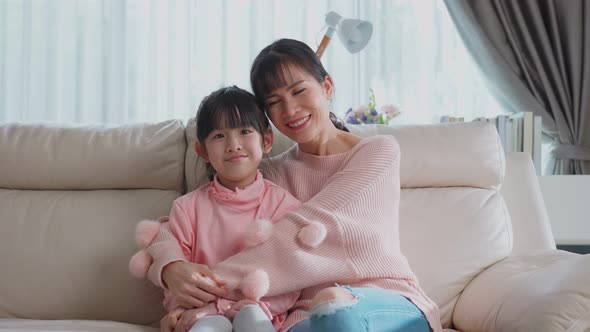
top-left (0, 189), bottom-right (175, 325)
top-left (348, 123), bottom-right (504, 189)
top-left (500, 153), bottom-right (555, 254)
top-left (400, 187), bottom-right (512, 327)
top-left (453, 250), bottom-right (590, 332)
top-left (0, 319), bottom-right (158, 331)
top-left (0, 120), bottom-right (188, 324)
top-left (0, 120), bottom-right (186, 191)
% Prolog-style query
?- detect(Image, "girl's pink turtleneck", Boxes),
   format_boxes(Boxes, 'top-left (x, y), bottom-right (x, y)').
top-left (157, 171), bottom-right (301, 327)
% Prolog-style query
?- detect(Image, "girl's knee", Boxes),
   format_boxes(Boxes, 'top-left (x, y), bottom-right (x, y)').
top-left (310, 287), bottom-right (356, 311)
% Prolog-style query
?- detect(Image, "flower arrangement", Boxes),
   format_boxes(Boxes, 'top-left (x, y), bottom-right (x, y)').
top-left (344, 89), bottom-right (401, 125)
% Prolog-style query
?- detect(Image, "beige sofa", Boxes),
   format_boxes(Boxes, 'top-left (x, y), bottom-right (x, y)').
top-left (1, 120), bottom-right (589, 332)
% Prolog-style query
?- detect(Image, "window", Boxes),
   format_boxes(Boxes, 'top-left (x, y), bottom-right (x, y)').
top-left (0, 0), bottom-right (502, 124)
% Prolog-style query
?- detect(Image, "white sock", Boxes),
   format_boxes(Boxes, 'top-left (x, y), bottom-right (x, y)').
top-left (188, 315), bottom-right (232, 332)
top-left (232, 304), bottom-right (275, 332)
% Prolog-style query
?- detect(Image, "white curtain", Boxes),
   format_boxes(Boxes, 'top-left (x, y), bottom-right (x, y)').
top-left (0, 0), bottom-right (502, 124)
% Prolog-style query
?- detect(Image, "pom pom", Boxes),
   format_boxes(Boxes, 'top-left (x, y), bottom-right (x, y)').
top-left (243, 219), bottom-right (274, 248)
top-left (129, 250), bottom-right (153, 278)
top-left (135, 219), bottom-right (160, 248)
top-left (298, 222), bottom-right (327, 248)
top-left (240, 269), bottom-right (269, 301)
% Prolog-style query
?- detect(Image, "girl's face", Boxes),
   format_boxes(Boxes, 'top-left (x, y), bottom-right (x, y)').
top-left (263, 65), bottom-right (334, 146)
top-left (195, 127), bottom-right (273, 190)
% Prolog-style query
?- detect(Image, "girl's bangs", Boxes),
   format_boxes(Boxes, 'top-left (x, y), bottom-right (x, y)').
top-left (207, 96), bottom-right (262, 132)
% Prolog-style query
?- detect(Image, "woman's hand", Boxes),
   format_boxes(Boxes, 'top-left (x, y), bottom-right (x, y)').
top-left (162, 261), bottom-right (226, 308)
top-left (224, 299), bottom-right (273, 321)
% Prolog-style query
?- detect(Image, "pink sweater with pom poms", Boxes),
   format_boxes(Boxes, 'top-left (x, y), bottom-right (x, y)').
top-left (155, 171), bottom-right (301, 327)
top-left (150, 136), bottom-right (442, 332)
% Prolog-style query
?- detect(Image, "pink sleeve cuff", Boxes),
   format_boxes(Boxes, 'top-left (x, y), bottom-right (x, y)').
top-left (147, 249), bottom-right (186, 289)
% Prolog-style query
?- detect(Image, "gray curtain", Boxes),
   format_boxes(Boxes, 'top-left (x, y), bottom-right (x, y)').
top-left (444, 0), bottom-right (590, 174)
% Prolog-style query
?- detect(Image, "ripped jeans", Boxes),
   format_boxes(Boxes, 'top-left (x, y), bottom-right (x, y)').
top-left (289, 286), bottom-right (430, 332)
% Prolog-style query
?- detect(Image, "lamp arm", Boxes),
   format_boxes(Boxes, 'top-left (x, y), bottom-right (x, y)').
top-left (316, 26), bottom-right (335, 59)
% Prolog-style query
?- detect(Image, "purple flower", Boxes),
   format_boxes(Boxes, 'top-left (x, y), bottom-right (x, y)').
top-left (354, 105), bottom-right (369, 116)
top-left (345, 116), bottom-right (360, 124)
top-left (347, 97), bottom-right (402, 126)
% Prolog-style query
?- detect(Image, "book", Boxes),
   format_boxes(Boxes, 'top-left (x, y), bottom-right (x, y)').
top-left (468, 112), bottom-right (541, 170)
top-left (496, 115), bottom-right (507, 151)
top-left (532, 115), bottom-right (542, 175)
top-left (504, 117), bottom-right (513, 153)
top-left (513, 115), bottom-right (523, 152)
top-left (522, 112), bottom-right (534, 156)
top-left (443, 116), bottom-right (464, 123)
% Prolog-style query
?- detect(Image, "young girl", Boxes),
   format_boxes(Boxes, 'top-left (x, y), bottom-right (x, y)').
top-left (150, 86), bottom-right (301, 332)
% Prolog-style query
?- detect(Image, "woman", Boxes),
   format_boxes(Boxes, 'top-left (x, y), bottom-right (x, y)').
top-left (149, 39), bottom-right (442, 332)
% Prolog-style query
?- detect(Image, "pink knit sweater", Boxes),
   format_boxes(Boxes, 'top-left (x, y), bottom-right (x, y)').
top-left (150, 135), bottom-right (442, 332)
top-left (155, 172), bottom-right (301, 329)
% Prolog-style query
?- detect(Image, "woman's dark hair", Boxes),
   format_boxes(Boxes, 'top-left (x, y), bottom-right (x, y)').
top-left (195, 85), bottom-right (270, 142)
top-left (195, 86), bottom-right (270, 180)
top-left (250, 38), bottom-right (349, 132)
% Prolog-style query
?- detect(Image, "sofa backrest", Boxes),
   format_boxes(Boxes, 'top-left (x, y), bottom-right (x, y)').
top-left (0, 120), bottom-right (186, 325)
top-left (184, 120), bottom-right (512, 327)
top-left (500, 152), bottom-right (555, 253)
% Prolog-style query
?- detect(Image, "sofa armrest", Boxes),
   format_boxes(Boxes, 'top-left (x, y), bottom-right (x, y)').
top-left (453, 250), bottom-right (590, 332)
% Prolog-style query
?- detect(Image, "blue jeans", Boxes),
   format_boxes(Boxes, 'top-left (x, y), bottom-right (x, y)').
top-left (289, 286), bottom-right (430, 332)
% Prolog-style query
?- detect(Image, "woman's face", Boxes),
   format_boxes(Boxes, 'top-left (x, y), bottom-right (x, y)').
top-left (263, 65), bottom-right (334, 145)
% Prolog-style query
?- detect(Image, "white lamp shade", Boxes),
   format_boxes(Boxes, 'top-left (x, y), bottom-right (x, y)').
top-left (316, 11), bottom-right (373, 58)
top-left (337, 19), bottom-right (373, 53)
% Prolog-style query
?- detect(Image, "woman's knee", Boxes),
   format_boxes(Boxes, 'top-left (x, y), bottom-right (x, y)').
top-left (307, 287), bottom-right (363, 331)
top-left (310, 287), bottom-right (356, 311)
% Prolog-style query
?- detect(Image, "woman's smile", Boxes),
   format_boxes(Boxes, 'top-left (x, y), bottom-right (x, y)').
top-left (287, 115), bottom-right (311, 130)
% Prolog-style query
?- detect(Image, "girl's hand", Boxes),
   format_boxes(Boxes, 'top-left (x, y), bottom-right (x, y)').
top-left (160, 307), bottom-right (185, 332)
top-left (224, 299), bottom-right (273, 321)
top-left (162, 261), bottom-right (226, 308)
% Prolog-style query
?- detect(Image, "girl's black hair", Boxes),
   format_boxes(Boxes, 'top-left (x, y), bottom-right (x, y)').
top-left (250, 38), bottom-right (349, 132)
top-left (195, 86), bottom-right (270, 180)
top-left (196, 85), bottom-right (270, 142)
